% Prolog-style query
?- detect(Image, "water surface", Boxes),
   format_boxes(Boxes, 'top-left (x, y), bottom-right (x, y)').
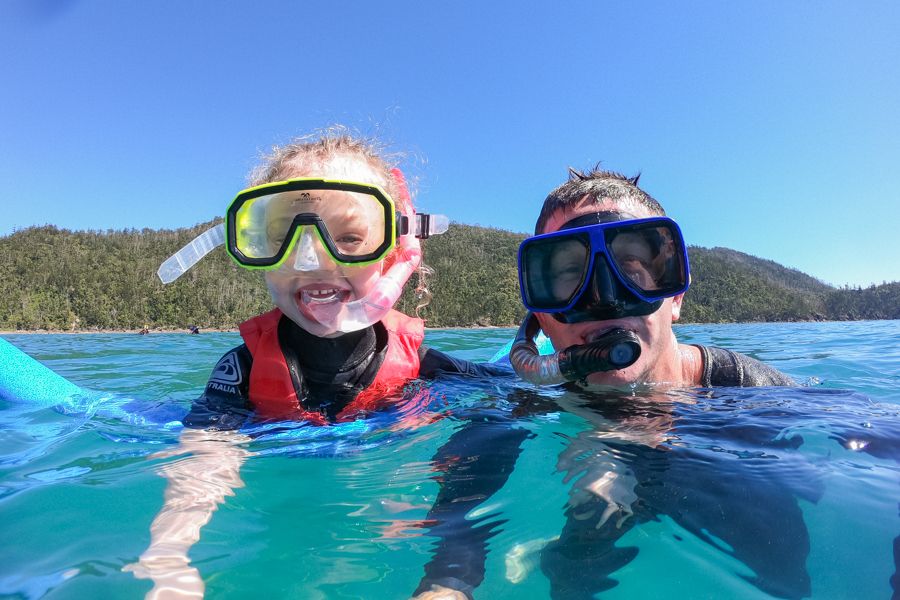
top-left (1, 321), bottom-right (898, 599)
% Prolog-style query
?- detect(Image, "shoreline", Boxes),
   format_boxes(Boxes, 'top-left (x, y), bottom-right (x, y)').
top-left (0, 325), bottom-right (517, 335)
top-left (1, 318), bottom-right (891, 336)
top-left (0, 328), bottom-right (238, 335)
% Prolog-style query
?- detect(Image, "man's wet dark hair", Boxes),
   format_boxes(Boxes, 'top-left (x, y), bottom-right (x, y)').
top-left (534, 165), bottom-right (666, 234)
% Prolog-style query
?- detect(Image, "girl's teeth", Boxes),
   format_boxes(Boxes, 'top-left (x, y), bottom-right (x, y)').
top-left (302, 288), bottom-right (344, 303)
top-left (309, 289), bottom-right (338, 297)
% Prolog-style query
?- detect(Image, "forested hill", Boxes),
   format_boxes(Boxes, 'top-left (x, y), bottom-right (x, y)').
top-left (0, 223), bottom-right (897, 330)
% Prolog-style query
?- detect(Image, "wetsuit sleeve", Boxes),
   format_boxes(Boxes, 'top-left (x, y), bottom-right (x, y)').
top-left (417, 345), bottom-right (515, 378)
top-left (182, 345), bottom-right (254, 430)
top-left (414, 408), bottom-right (531, 598)
top-left (698, 345), bottom-right (797, 387)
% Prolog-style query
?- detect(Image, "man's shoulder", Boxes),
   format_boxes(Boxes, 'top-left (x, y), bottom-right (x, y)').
top-left (698, 345), bottom-right (797, 388)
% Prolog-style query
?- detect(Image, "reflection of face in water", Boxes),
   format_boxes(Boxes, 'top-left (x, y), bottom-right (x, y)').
top-left (264, 189), bottom-right (385, 258)
top-left (608, 231), bottom-right (668, 291)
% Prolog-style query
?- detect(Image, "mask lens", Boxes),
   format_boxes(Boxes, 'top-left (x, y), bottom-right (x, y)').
top-left (233, 195), bottom-right (272, 259)
top-left (604, 221), bottom-right (687, 296)
top-left (522, 233), bottom-right (590, 309)
top-left (311, 189), bottom-right (386, 258)
top-left (229, 181), bottom-right (393, 267)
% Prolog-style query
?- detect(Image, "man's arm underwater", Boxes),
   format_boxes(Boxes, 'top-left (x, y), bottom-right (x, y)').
top-left (412, 408), bottom-right (532, 600)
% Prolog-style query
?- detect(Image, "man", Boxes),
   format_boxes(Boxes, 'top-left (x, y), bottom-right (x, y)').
top-left (510, 165), bottom-right (795, 389)
top-left (413, 166), bottom-right (808, 600)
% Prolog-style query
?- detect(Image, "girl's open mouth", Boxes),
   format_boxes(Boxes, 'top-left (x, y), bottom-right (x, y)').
top-left (300, 287), bottom-right (350, 304)
top-left (294, 286), bottom-right (351, 325)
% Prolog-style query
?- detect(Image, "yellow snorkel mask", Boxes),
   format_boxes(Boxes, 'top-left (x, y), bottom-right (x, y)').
top-left (226, 178), bottom-right (404, 270)
top-left (157, 172), bottom-right (448, 334)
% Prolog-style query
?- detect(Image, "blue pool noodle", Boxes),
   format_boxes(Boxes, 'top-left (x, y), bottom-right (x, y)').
top-left (0, 336), bottom-right (185, 430)
top-left (488, 332), bottom-right (554, 364)
top-left (0, 337), bottom-right (387, 442)
top-left (0, 337), bottom-right (86, 407)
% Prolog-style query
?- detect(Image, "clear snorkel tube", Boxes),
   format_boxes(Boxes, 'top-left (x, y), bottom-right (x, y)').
top-left (509, 312), bottom-right (642, 385)
top-left (157, 223), bottom-right (225, 284)
top-left (296, 211), bottom-right (448, 334)
top-left (323, 222), bottom-right (424, 333)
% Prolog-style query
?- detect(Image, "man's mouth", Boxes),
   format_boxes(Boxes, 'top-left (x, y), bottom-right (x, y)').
top-left (584, 325), bottom-right (633, 344)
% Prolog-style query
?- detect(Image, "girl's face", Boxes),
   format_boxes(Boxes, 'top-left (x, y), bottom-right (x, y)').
top-left (263, 159), bottom-right (391, 337)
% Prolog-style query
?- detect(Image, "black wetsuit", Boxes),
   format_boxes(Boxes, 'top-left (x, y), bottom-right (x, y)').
top-left (698, 345), bottom-right (797, 387)
top-left (414, 346), bottom-right (809, 600)
top-left (184, 316), bottom-right (510, 430)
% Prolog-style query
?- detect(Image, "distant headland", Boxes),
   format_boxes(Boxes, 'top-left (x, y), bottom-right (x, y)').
top-left (1, 222), bottom-right (897, 331)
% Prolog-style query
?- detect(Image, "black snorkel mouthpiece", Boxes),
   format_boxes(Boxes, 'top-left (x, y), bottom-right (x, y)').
top-left (509, 314), bottom-right (641, 386)
top-left (557, 329), bottom-right (641, 381)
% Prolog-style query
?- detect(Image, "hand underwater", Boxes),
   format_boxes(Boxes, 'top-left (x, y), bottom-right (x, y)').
top-left (123, 553), bottom-right (204, 600)
top-left (557, 433), bottom-right (639, 529)
top-left (410, 584), bottom-right (470, 600)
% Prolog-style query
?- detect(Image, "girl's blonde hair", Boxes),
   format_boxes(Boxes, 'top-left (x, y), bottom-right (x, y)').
top-left (250, 126), bottom-right (432, 315)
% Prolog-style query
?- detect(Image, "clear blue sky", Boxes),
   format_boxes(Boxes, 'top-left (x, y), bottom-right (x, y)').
top-left (2, 0), bottom-right (898, 288)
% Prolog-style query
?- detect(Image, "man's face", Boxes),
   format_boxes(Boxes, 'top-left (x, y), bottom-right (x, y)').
top-left (534, 197), bottom-right (684, 387)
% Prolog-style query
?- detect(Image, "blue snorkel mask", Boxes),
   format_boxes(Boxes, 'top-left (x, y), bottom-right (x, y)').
top-left (510, 212), bottom-right (691, 385)
top-left (519, 212), bottom-right (690, 323)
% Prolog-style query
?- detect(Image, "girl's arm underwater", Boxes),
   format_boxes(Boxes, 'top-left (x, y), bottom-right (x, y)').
top-left (123, 428), bottom-right (251, 599)
top-left (124, 347), bottom-right (253, 599)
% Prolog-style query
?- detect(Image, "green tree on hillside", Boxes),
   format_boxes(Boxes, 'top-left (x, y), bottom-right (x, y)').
top-left (1, 223), bottom-right (896, 330)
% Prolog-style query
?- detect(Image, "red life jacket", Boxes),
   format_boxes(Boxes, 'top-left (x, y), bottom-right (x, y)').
top-left (238, 308), bottom-right (424, 425)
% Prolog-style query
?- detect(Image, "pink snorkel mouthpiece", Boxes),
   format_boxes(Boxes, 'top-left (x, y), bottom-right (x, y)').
top-left (300, 168), bottom-right (425, 334)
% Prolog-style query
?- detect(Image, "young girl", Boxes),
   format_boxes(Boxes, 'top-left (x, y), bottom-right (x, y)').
top-left (184, 132), bottom-right (469, 428)
top-left (125, 130), bottom-right (506, 598)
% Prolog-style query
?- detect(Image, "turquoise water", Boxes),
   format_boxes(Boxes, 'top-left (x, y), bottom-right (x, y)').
top-left (0, 321), bottom-right (898, 599)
